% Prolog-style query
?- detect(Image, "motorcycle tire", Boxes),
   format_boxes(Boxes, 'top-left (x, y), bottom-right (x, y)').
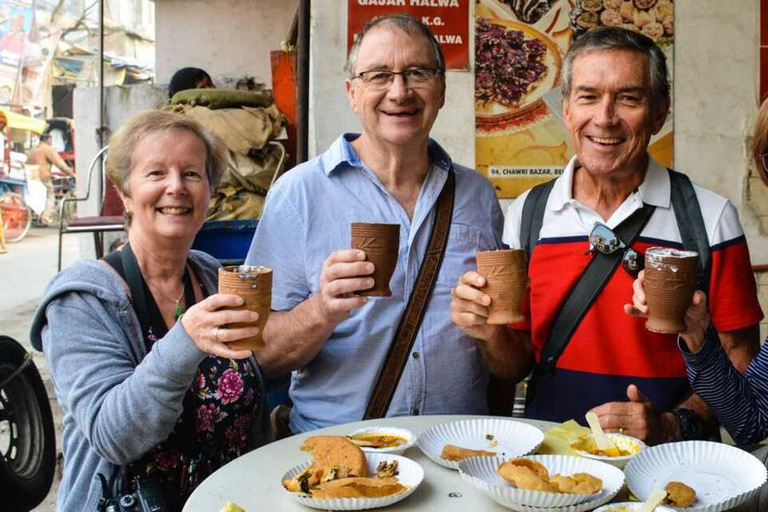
top-left (0, 336), bottom-right (56, 511)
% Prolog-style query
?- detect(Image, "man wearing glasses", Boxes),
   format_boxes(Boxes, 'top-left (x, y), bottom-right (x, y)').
top-left (452, 27), bottom-right (762, 445)
top-left (246, 14), bottom-right (506, 434)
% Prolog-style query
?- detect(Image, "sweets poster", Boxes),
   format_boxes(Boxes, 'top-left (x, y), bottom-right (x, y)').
top-left (475, 0), bottom-right (674, 198)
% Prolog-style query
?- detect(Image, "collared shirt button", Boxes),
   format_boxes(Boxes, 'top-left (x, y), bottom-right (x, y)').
top-left (412, 352), bottom-right (420, 359)
top-left (412, 408), bottom-right (420, 415)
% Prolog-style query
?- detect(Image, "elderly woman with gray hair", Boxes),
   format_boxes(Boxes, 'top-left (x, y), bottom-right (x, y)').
top-left (31, 110), bottom-right (270, 512)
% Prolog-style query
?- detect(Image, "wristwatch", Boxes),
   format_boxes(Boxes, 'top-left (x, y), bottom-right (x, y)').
top-left (671, 408), bottom-right (705, 440)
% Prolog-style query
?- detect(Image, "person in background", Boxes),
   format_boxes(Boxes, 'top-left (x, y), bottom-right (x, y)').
top-left (28, 133), bottom-right (75, 225)
top-left (0, 111), bottom-right (9, 174)
top-left (451, 27), bottom-right (763, 444)
top-left (30, 110), bottom-right (270, 512)
top-left (168, 67), bottom-right (215, 99)
top-left (246, 14), bottom-right (508, 435)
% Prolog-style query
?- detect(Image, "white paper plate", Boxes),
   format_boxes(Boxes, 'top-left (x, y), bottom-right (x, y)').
top-left (281, 452), bottom-right (424, 510)
top-left (572, 433), bottom-right (646, 469)
top-left (458, 454), bottom-right (624, 509)
top-left (625, 441), bottom-right (768, 512)
top-left (347, 426), bottom-right (417, 455)
top-left (417, 418), bottom-right (545, 470)
top-left (594, 502), bottom-right (676, 512)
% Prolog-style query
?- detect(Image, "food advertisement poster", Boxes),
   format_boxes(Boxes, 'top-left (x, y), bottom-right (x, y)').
top-left (348, 0), bottom-right (470, 70)
top-left (0, 0), bottom-right (34, 106)
top-left (476, 0), bottom-right (674, 198)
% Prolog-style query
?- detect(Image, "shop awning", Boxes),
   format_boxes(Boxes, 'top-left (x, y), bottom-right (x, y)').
top-left (0, 108), bottom-right (47, 134)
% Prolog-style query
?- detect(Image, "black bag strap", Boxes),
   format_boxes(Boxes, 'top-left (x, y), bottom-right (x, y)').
top-left (537, 204), bottom-right (656, 374)
top-left (520, 179), bottom-right (556, 266)
top-left (668, 169), bottom-right (711, 293)
top-left (363, 169), bottom-right (455, 420)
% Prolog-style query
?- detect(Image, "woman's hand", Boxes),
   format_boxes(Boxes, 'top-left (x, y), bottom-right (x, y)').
top-left (181, 294), bottom-right (260, 359)
top-left (624, 270), bottom-right (711, 353)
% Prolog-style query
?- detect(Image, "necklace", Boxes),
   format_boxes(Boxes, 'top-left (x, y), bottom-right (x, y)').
top-left (146, 278), bottom-right (186, 320)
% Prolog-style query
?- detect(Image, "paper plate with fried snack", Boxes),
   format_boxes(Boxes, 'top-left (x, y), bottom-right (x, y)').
top-left (417, 418), bottom-right (544, 470)
top-left (625, 441), bottom-right (768, 512)
top-left (571, 432), bottom-right (646, 469)
top-left (593, 502), bottom-right (676, 512)
top-left (281, 435), bottom-right (424, 510)
top-left (458, 454), bottom-right (625, 509)
top-left (347, 426), bottom-right (417, 455)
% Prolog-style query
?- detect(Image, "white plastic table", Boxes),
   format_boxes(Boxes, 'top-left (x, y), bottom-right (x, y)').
top-left (183, 414), bottom-right (558, 512)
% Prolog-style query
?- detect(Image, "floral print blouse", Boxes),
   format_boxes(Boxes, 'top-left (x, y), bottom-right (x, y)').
top-left (130, 326), bottom-right (260, 510)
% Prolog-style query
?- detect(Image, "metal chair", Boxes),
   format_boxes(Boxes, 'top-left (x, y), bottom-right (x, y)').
top-left (57, 146), bottom-right (125, 271)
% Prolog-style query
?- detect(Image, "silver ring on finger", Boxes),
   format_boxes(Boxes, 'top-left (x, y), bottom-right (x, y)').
top-left (213, 326), bottom-right (220, 343)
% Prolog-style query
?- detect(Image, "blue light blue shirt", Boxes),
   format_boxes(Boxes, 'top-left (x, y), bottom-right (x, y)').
top-left (246, 134), bottom-right (504, 432)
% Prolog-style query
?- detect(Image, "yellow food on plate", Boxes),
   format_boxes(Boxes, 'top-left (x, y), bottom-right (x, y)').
top-left (282, 435), bottom-right (407, 499)
top-left (498, 458), bottom-right (555, 492)
top-left (664, 481), bottom-right (697, 507)
top-left (497, 458), bottom-right (603, 495)
top-left (440, 444), bottom-right (496, 461)
top-left (301, 436), bottom-right (368, 477)
top-left (550, 472), bottom-right (603, 494)
top-left (349, 434), bottom-right (408, 449)
top-left (218, 501), bottom-right (245, 512)
top-left (310, 477), bottom-right (406, 499)
top-left (571, 435), bottom-right (634, 457)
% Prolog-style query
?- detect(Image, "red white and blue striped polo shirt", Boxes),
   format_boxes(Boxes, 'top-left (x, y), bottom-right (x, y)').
top-left (502, 156), bottom-right (764, 423)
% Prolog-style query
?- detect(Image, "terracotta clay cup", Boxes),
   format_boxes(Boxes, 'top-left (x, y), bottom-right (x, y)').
top-left (476, 249), bottom-right (528, 325)
top-left (643, 248), bottom-right (700, 334)
top-left (218, 265), bottom-right (272, 350)
top-left (350, 222), bottom-right (400, 297)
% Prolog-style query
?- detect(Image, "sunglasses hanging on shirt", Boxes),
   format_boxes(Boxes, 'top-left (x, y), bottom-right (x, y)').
top-left (588, 222), bottom-right (644, 277)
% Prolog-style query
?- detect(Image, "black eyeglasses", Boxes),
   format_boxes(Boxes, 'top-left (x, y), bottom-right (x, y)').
top-left (588, 222), bottom-right (644, 277)
top-left (352, 68), bottom-right (441, 89)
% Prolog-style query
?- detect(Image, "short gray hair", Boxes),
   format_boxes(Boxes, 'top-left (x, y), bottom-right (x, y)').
top-left (562, 27), bottom-right (670, 109)
top-left (345, 14), bottom-right (446, 79)
top-left (107, 109), bottom-right (227, 198)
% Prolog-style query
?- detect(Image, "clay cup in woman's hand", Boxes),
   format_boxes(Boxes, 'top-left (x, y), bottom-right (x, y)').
top-left (181, 294), bottom-right (260, 359)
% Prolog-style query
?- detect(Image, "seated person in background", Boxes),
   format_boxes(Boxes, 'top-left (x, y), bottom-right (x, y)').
top-left (246, 14), bottom-right (509, 434)
top-left (168, 66), bottom-right (215, 99)
top-left (30, 110), bottom-right (270, 512)
top-left (28, 133), bottom-right (75, 225)
top-left (451, 27), bottom-right (763, 444)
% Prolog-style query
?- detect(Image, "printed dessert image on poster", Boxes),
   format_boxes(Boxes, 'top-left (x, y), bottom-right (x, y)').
top-left (475, 0), bottom-right (674, 198)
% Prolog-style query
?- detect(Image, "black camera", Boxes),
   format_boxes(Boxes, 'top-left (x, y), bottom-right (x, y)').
top-left (97, 474), bottom-right (167, 512)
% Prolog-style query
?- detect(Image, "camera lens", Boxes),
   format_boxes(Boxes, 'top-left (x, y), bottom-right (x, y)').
top-left (119, 494), bottom-right (136, 508)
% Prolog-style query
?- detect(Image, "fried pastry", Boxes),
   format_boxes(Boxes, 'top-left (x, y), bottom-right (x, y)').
top-left (441, 444), bottom-right (496, 461)
top-left (550, 472), bottom-right (603, 494)
top-left (300, 436), bottom-right (368, 477)
top-left (497, 458), bottom-right (603, 495)
top-left (497, 458), bottom-right (555, 492)
top-left (664, 481), bottom-right (697, 507)
top-left (310, 476), bottom-right (406, 499)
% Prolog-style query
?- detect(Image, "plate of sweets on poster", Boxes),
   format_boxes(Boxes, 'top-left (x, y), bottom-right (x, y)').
top-left (624, 440), bottom-right (768, 512)
top-left (569, 0), bottom-right (674, 46)
top-left (417, 417), bottom-right (545, 470)
top-left (281, 435), bottom-right (424, 510)
top-left (458, 454), bottom-right (625, 511)
top-left (475, 15), bottom-right (563, 132)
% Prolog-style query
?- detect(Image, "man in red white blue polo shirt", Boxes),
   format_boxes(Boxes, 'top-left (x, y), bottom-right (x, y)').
top-left (451, 27), bottom-right (763, 445)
